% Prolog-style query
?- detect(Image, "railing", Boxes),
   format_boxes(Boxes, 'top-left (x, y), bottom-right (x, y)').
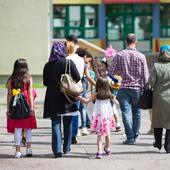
top-left (53, 39), bottom-right (159, 70)
top-left (53, 38), bottom-right (106, 57)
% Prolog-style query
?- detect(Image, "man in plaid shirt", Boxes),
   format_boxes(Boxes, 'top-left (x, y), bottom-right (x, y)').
top-left (109, 33), bottom-right (149, 145)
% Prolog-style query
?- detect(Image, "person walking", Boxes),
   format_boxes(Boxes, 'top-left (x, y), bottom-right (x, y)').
top-left (43, 42), bottom-right (80, 158)
top-left (78, 78), bottom-right (116, 159)
top-left (6, 59), bottom-right (37, 158)
top-left (75, 48), bottom-right (96, 136)
top-left (150, 44), bottom-right (170, 153)
top-left (109, 33), bottom-right (149, 144)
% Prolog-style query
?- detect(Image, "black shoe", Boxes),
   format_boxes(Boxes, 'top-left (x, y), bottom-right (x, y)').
top-left (86, 124), bottom-right (91, 129)
top-left (153, 141), bottom-right (162, 150)
top-left (72, 137), bottom-right (77, 144)
top-left (54, 153), bottom-right (62, 158)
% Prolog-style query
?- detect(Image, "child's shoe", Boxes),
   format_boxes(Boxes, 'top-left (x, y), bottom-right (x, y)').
top-left (26, 148), bottom-right (33, 157)
top-left (96, 152), bottom-right (102, 159)
top-left (115, 126), bottom-right (121, 132)
top-left (15, 151), bottom-right (22, 158)
top-left (81, 127), bottom-right (89, 135)
top-left (104, 146), bottom-right (111, 155)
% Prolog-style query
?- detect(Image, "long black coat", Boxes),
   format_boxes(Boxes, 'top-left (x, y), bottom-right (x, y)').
top-left (43, 59), bottom-right (80, 118)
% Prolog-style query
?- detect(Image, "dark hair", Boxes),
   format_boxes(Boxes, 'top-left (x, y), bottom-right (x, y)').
top-left (96, 77), bottom-right (111, 100)
top-left (126, 33), bottom-right (137, 45)
top-left (66, 35), bottom-right (78, 44)
top-left (76, 48), bottom-right (92, 58)
top-left (7, 59), bottom-right (30, 89)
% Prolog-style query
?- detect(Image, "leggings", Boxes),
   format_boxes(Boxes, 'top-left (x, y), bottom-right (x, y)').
top-left (14, 128), bottom-right (32, 146)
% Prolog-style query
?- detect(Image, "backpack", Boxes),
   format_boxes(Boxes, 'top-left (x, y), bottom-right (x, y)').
top-left (9, 89), bottom-right (31, 119)
top-left (91, 56), bottom-right (107, 79)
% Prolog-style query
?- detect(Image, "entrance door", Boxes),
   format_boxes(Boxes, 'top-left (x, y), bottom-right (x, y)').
top-left (106, 4), bottom-right (152, 52)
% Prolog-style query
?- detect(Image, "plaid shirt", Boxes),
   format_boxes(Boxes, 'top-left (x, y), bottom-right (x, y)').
top-left (109, 48), bottom-right (149, 90)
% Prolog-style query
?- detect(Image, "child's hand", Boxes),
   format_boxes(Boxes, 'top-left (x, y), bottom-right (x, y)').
top-left (76, 96), bottom-right (82, 101)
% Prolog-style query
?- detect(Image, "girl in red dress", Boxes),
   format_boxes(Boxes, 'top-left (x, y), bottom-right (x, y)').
top-left (6, 59), bottom-right (37, 158)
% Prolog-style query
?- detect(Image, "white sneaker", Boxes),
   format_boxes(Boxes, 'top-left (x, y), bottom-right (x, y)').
top-left (26, 148), bottom-right (32, 157)
top-left (76, 129), bottom-right (82, 137)
top-left (81, 127), bottom-right (89, 135)
top-left (15, 151), bottom-right (22, 158)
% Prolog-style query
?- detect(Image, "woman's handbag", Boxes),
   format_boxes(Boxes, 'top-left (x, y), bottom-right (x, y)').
top-left (139, 89), bottom-right (153, 110)
top-left (60, 59), bottom-right (83, 101)
top-left (9, 89), bottom-right (31, 119)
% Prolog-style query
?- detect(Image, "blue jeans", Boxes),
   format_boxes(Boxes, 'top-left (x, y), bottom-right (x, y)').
top-left (72, 101), bottom-right (80, 138)
top-left (117, 89), bottom-right (141, 140)
top-left (80, 77), bottom-right (91, 127)
top-left (51, 116), bottom-right (73, 155)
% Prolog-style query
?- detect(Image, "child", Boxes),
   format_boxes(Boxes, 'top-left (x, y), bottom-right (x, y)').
top-left (78, 78), bottom-right (116, 159)
top-left (6, 59), bottom-right (37, 158)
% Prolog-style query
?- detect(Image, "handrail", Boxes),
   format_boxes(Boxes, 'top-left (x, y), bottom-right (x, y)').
top-left (52, 38), bottom-right (106, 56)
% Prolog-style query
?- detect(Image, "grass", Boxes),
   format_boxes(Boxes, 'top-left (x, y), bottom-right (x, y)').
top-left (0, 84), bottom-right (45, 89)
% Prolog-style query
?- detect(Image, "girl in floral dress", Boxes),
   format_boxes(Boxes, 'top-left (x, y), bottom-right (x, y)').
top-left (6, 59), bottom-right (37, 158)
top-left (78, 78), bottom-right (116, 159)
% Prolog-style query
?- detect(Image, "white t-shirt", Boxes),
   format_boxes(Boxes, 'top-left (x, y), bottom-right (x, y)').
top-left (67, 54), bottom-right (85, 79)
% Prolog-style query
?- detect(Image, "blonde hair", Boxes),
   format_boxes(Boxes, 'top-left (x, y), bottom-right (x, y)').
top-left (66, 41), bottom-right (75, 55)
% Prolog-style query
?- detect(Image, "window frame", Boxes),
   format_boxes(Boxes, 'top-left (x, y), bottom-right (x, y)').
top-left (53, 5), bottom-right (98, 39)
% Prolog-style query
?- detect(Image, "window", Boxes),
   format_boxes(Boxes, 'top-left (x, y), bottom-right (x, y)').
top-left (160, 4), bottom-right (170, 37)
top-left (53, 5), bottom-right (98, 39)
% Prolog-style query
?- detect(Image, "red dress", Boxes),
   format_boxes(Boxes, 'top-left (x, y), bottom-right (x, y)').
top-left (7, 82), bottom-right (37, 133)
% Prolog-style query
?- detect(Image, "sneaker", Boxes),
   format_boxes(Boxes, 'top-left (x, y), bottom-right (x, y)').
top-left (81, 127), bottom-right (89, 135)
top-left (104, 146), bottom-right (111, 155)
top-left (26, 148), bottom-right (33, 157)
top-left (15, 151), bottom-right (22, 158)
top-left (115, 126), bottom-right (121, 132)
top-left (147, 129), bottom-right (154, 135)
top-left (54, 153), bottom-right (62, 158)
top-left (96, 152), bottom-right (102, 159)
top-left (76, 129), bottom-right (82, 137)
top-left (122, 139), bottom-right (135, 145)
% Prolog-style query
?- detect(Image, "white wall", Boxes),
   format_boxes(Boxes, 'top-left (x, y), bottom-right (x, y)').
top-left (0, 0), bottom-right (50, 75)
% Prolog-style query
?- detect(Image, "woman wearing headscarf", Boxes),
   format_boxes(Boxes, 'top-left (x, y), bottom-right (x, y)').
top-left (150, 44), bottom-right (170, 153)
top-left (43, 42), bottom-right (80, 158)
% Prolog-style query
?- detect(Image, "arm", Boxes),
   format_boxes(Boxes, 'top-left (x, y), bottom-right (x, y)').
top-left (70, 60), bottom-right (81, 82)
top-left (84, 66), bottom-right (96, 86)
top-left (6, 80), bottom-right (12, 116)
top-left (78, 93), bottom-right (96, 104)
top-left (108, 56), bottom-right (118, 77)
top-left (28, 77), bottom-right (34, 112)
top-left (141, 57), bottom-right (149, 88)
top-left (43, 63), bottom-right (49, 86)
top-left (149, 65), bottom-right (157, 88)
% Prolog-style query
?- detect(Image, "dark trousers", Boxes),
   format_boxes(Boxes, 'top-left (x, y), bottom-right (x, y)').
top-left (154, 128), bottom-right (170, 153)
top-left (51, 116), bottom-right (73, 155)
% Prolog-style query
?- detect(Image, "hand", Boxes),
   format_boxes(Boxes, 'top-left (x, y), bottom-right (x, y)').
top-left (6, 110), bottom-right (11, 117)
top-left (76, 96), bottom-right (82, 101)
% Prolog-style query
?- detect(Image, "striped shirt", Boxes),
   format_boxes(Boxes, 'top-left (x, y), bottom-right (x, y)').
top-left (109, 48), bottom-right (149, 90)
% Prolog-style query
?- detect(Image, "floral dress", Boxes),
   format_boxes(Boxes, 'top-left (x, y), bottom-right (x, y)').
top-left (91, 99), bottom-right (115, 136)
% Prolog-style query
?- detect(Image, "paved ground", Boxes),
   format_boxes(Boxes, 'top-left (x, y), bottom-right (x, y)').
top-left (0, 88), bottom-right (170, 170)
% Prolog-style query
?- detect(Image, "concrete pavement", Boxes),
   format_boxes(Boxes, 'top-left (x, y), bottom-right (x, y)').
top-left (0, 88), bottom-right (170, 170)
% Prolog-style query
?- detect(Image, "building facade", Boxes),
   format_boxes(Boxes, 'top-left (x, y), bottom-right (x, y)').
top-left (1, 0), bottom-right (170, 80)
top-left (53, 0), bottom-right (170, 52)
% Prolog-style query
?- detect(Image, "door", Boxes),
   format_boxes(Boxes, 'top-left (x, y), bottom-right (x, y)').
top-left (106, 4), bottom-right (152, 52)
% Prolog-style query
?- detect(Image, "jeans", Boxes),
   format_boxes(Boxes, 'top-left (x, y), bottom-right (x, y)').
top-left (72, 101), bottom-right (80, 138)
top-left (80, 77), bottom-right (91, 127)
top-left (117, 88), bottom-right (141, 140)
top-left (51, 116), bottom-right (73, 155)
